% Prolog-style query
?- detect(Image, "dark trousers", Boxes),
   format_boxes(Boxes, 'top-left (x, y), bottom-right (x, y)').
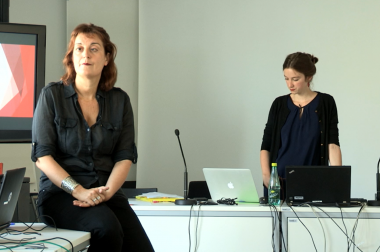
top-left (38, 190), bottom-right (154, 252)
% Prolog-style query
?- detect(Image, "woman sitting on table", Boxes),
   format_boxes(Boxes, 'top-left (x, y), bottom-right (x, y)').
top-left (31, 23), bottom-right (154, 252)
top-left (260, 52), bottom-right (342, 200)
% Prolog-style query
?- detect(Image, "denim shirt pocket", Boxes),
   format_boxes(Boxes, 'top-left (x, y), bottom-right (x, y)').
top-left (54, 117), bottom-right (79, 155)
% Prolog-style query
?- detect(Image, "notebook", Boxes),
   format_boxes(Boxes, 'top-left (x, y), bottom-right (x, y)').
top-left (203, 168), bottom-right (259, 203)
top-left (286, 166), bottom-right (351, 206)
top-left (0, 167), bottom-right (26, 231)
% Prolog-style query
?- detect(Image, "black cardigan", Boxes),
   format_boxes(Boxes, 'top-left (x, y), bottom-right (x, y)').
top-left (261, 92), bottom-right (340, 167)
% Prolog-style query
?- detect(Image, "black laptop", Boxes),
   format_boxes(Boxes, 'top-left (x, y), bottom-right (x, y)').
top-left (0, 167), bottom-right (26, 231)
top-left (286, 166), bottom-right (351, 206)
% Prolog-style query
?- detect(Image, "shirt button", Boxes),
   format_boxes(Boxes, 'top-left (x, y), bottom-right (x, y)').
top-left (87, 128), bottom-right (90, 132)
top-left (88, 147), bottom-right (91, 151)
top-left (321, 144), bottom-right (323, 146)
top-left (315, 110), bottom-right (318, 113)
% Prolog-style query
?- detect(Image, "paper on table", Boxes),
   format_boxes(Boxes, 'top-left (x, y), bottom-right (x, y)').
top-left (140, 192), bottom-right (183, 199)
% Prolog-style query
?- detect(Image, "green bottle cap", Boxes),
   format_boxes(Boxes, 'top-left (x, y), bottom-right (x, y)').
top-left (271, 163), bottom-right (277, 166)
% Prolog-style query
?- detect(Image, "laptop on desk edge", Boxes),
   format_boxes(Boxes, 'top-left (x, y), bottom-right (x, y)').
top-left (0, 167), bottom-right (26, 231)
top-left (285, 166), bottom-right (351, 206)
top-left (203, 168), bottom-right (259, 203)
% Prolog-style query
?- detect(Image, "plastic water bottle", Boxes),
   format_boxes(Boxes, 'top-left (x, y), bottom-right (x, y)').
top-left (268, 163), bottom-right (281, 206)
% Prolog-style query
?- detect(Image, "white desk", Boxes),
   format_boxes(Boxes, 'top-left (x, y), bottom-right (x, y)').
top-left (281, 204), bottom-right (380, 252)
top-left (0, 223), bottom-right (90, 252)
top-left (130, 199), bottom-right (280, 252)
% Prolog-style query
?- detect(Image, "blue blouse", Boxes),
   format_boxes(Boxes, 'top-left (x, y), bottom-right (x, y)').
top-left (276, 94), bottom-right (321, 178)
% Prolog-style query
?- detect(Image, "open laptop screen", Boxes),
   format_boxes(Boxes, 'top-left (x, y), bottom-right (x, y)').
top-left (0, 167), bottom-right (26, 231)
top-left (203, 168), bottom-right (259, 203)
top-left (286, 166), bottom-right (351, 206)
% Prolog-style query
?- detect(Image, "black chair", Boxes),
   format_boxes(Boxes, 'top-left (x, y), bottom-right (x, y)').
top-left (120, 181), bottom-right (157, 198)
top-left (121, 181), bottom-right (136, 189)
top-left (187, 181), bottom-right (211, 199)
top-left (121, 188), bottom-right (158, 198)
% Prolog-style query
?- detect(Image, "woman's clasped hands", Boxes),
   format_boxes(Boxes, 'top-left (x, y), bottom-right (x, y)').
top-left (72, 185), bottom-right (111, 207)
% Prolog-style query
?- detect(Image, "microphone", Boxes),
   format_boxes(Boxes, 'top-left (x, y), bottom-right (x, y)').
top-left (174, 129), bottom-right (196, 205)
top-left (367, 157), bottom-right (380, 206)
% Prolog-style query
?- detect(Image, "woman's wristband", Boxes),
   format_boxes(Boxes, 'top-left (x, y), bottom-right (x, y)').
top-left (61, 176), bottom-right (79, 194)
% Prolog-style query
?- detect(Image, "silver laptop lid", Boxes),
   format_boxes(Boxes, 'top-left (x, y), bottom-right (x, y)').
top-left (203, 168), bottom-right (259, 203)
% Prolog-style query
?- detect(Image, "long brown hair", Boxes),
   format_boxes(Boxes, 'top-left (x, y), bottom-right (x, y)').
top-left (61, 23), bottom-right (117, 91)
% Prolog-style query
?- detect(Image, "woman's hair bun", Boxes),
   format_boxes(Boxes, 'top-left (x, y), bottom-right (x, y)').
top-left (310, 54), bottom-right (319, 64)
top-left (283, 52), bottom-right (318, 77)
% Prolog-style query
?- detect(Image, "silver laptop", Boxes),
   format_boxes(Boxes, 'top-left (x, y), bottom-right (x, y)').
top-left (203, 168), bottom-right (259, 203)
top-left (0, 167), bottom-right (26, 231)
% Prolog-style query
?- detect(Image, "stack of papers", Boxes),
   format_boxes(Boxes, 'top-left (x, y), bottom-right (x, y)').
top-left (136, 192), bottom-right (183, 203)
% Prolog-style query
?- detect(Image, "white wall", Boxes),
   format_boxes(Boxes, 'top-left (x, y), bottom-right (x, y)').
top-left (137, 0), bottom-right (380, 200)
top-left (4, 1), bottom-right (380, 200)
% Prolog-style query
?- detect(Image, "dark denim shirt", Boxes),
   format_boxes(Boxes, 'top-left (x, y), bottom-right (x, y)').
top-left (31, 81), bottom-right (137, 201)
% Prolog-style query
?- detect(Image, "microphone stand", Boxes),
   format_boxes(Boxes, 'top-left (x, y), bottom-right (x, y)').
top-left (367, 158), bottom-right (380, 206)
top-left (174, 129), bottom-right (196, 205)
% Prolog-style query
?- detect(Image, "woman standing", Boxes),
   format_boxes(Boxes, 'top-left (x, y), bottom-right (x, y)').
top-left (32, 23), bottom-right (154, 252)
top-left (260, 52), bottom-right (342, 199)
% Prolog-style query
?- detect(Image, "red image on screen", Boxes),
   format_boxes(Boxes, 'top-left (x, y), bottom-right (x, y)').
top-left (0, 44), bottom-right (35, 118)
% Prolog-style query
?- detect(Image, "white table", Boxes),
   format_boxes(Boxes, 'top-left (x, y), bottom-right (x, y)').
top-left (0, 223), bottom-right (90, 252)
top-left (130, 199), bottom-right (280, 252)
top-left (281, 204), bottom-right (380, 252)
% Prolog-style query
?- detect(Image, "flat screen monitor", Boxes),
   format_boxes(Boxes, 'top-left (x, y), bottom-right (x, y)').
top-left (0, 23), bottom-right (46, 143)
